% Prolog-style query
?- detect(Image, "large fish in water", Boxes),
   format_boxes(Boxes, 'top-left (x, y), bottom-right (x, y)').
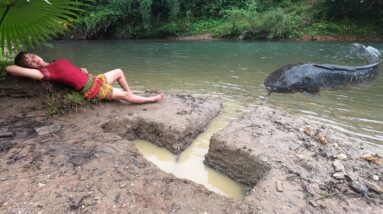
top-left (264, 43), bottom-right (382, 95)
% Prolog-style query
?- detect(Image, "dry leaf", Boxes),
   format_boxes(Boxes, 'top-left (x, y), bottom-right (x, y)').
top-left (304, 127), bottom-right (315, 136)
top-left (362, 154), bottom-right (383, 165)
top-left (317, 133), bottom-right (327, 145)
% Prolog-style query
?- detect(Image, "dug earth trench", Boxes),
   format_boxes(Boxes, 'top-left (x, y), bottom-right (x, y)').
top-left (1, 76), bottom-right (382, 213)
top-left (205, 106), bottom-right (383, 213)
top-left (102, 94), bottom-right (221, 154)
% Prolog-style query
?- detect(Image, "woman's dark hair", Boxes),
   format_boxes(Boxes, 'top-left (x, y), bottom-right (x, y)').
top-left (14, 51), bottom-right (30, 67)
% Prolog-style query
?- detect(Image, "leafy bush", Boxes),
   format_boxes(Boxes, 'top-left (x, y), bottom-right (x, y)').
top-left (251, 8), bottom-right (301, 39)
top-left (155, 21), bottom-right (184, 37)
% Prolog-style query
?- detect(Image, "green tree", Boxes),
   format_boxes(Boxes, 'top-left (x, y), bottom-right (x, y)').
top-left (319, 0), bottom-right (383, 20)
top-left (0, 0), bottom-right (84, 55)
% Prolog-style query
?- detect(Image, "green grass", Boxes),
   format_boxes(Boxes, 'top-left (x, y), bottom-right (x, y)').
top-left (46, 90), bottom-right (87, 115)
top-left (181, 18), bottom-right (249, 38)
top-left (43, 82), bottom-right (89, 116)
top-left (303, 20), bottom-right (382, 38)
top-left (0, 60), bottom-right (12, 80)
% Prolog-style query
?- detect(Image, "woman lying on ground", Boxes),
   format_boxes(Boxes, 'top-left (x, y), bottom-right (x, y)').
top-left (5, 52), bottom-right (164, 103)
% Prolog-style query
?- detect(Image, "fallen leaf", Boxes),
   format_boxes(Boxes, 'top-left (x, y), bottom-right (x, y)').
top-left (317, 133), bottom-right (327, 145)
top-left (304, 127), bottom-right (315, 136)
top-left (362, 154), bottom-right (383, 165)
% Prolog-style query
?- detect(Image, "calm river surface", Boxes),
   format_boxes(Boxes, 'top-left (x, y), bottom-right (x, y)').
top-left (37, 40), bottom-right (383, 199)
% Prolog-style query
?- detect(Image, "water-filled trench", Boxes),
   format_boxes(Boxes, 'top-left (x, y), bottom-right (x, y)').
top-left (133, 99), bottom-right (247, 200)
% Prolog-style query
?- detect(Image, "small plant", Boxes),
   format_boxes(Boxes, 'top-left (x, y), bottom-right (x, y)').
top-left (65, 91), bottom-right (86, 105)
top-left (42, 82), bottom-right (89, 116)
top-left (0, 60), bottom-right (12, 80)
top-left (251, 8), bottom-right (301, 39)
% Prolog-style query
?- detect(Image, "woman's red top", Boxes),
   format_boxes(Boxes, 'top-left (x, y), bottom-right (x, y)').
top-left (39, 59), bottom-right (88, 91)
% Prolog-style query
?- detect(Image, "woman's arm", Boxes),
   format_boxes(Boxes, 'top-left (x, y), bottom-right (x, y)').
top-left (5, 65), bottom-right (44, 80)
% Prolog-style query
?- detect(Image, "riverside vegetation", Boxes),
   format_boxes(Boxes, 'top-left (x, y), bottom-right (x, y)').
top-left (71, 0), bottom-right (383, 40)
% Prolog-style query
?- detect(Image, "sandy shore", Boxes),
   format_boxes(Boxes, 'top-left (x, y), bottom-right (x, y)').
top-left (1, 76), bottom-right (382, 213)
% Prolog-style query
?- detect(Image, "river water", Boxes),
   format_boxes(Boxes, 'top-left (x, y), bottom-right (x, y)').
top-left (37, 40), bottom-right (383, 199)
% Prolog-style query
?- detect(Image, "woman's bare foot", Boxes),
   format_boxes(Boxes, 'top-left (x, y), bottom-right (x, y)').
top-left (151, 93), bottom-right (164, 103)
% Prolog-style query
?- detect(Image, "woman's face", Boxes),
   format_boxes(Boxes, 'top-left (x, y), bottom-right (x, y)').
top-left (24, 54), bottom-right (45, 68)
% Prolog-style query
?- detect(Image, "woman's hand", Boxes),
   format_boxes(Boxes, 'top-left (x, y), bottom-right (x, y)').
top-left (80, 68), bottom-right (88, 73)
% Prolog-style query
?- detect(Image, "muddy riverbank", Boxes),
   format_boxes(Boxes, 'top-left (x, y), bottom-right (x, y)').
top-left (1, 76), bottom-right (382, 213)
top-left (0, 77), bottom-right (248, 213)
top-left (206, 106), bottom-right (383, 213)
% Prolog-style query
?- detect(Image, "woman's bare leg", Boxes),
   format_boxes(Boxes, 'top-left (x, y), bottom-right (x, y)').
top-left (104, 69), bottom-right (131, 92)
top-left (111, 88), bottom-right (163, 104)
top-left (104, 68), bottom-right (164, 103)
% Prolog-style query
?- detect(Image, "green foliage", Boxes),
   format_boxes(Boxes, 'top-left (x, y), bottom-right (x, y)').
top-left (74, 0), bottom-right (259, 38)
top-left (0, 0), bottom-right (85, 55)
top-left (304, 21), bottom-right (383, 37)
top-left (0, 60), bottom-right (12, 80)
top-left (253, 8), bottom-right (301, 39)
top-left (166, 0), bottom-right (180, 19)
top-left (68, 0), bottom-right (383, 40)
top-left (221, 0), bottom-right (258, 28)
top-left (187, 19), bottom-right (223, 35)
top-left (44, 82), bottom-right (88, 116)
top-left (218, 2), bottom-right (303, 40)
top-left (65, 91), bottom-right (85, 105)
top-left (184, 18), bottom-right (244, 38)
top-left (139, 0), bottom-right (153, 29)
top-left (319, 0), bottom-right (383, 20)
top-left (75, 0), bottom-right (176, 38)
top-left (156, 21), bottom-right (184, 37)
top-left (257, 0), bottom-right (286, 11)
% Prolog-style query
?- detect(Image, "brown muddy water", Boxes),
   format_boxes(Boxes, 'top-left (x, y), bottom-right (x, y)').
top-left (37, 40), bottom-right (383, 199)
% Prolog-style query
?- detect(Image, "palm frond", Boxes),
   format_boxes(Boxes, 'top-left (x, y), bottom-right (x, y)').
top-left (0, 0), bottom-right (85, 56)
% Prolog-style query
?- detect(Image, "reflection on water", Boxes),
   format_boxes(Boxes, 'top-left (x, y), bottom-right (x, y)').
top-left (37, 40), bottom-right (383, 198)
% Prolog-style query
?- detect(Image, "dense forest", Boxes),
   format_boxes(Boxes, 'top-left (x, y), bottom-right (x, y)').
top-left (71, 0), bottom-right (383, 40)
